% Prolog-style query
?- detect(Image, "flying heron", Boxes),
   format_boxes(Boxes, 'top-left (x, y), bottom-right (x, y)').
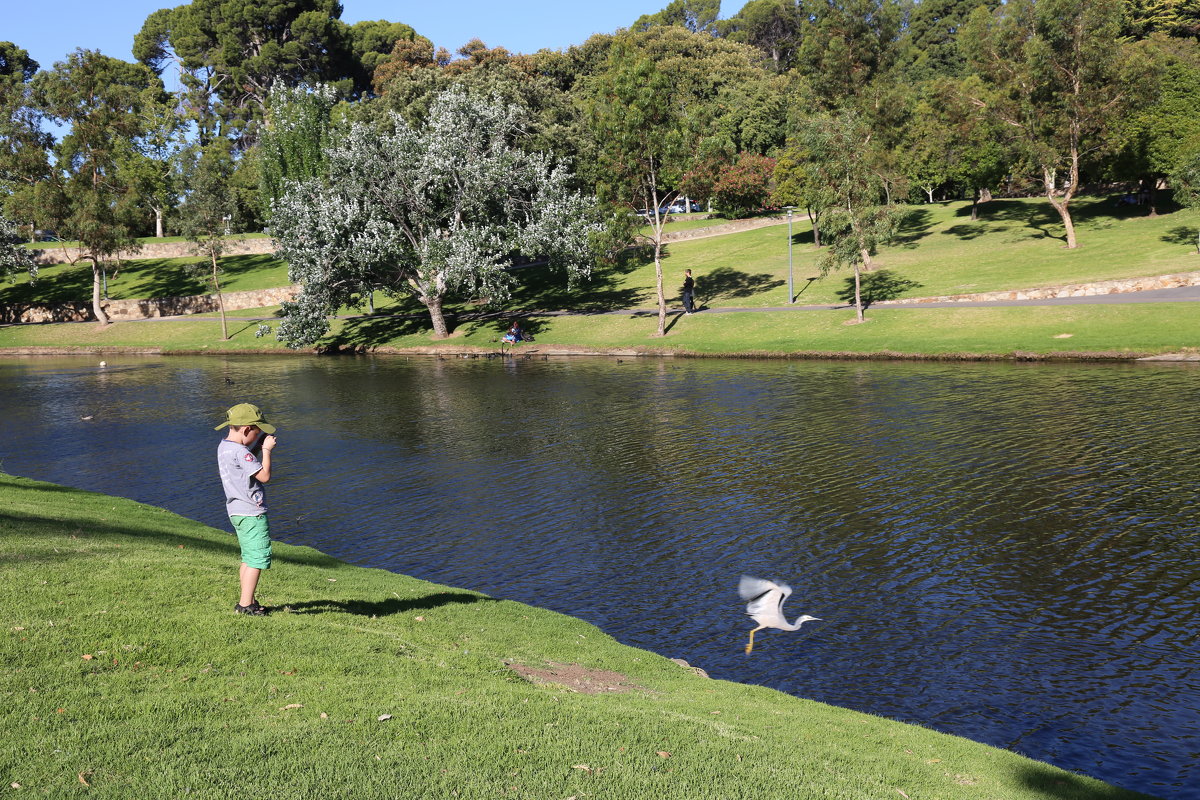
top-left (739, 575), bottom-right (821, 655)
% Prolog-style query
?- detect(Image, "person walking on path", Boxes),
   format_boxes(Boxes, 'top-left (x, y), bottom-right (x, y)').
top-left (682, 269), bottom-right (696, 314)
top-left (215, 403), bottom-right (278, 615)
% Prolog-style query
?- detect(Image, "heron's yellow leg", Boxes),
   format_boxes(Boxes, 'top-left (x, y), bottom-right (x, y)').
top-left (745, 626), bottom-right (763, 655)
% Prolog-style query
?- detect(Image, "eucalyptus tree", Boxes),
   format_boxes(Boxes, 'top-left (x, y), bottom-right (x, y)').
top-left (720, 0), bottom-right (808, 73)
top-left (587, 42), bottom-right (692, 336)
top-left (961, 0), bottom-right (1151, 248)
top-left (796, 112), bottom-right (901, 323)
top-left (270, 87), bottom-right (597, 345)
top-left (179, 142), bottom-right (238, 340)
top-left (0, 42), bottom-right (52, 233)
top-left (34, 49), bottom-right (165, 324)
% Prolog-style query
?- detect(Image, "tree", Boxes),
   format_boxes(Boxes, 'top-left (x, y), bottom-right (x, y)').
top-left (270, 87), bottom-right (597, 345)
top-left (257, 83), bottom-right (337, 214)
top-left (1171, 143), bottom-right (1200, 252)
top-left (0, 42), bottom-right (53, 235)
top-left (720, 0), bottom-right (807, 72)
top-left (134, 0), bottom-right (356, 147)
top-left (962, 0), bottom-right (1151, 248)
top-left (711, 153), bottom-right (777, 216)
top-left (588, 42), bottom-right (694, 336)
top-left (115, 95), bottom-right (186, 237)
top-left (1112, 37), bottom-right (1200, 214)
top-left (633, 0), bottom-right (723, 35)
top-left (0, 213), bottom-right (36, 283)
top-left (179, 142), bottom-right (238, 340)
top-left (772, 140), bottom-right (836, 246)
top-left (797, 112), bottom-right (901, 322)
top-left (34, 49), bottom-right (164, 324)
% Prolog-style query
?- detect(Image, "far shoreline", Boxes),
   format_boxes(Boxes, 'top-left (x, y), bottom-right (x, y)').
top-left (2, 344), bottom-right (1198, 362)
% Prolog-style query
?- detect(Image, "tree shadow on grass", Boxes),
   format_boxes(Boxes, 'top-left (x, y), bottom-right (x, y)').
top-left (889, 208), bottom-right (935, 248)
top-left (1015, 764), bottom-right (1158, 800)
top-left (1161, 225), bottom-right (1198, 248)
top-left (696, 266), bottom-right (784, 305)
top-left (281, 592), bottom-right (497, 617)
top-left (0, 508), bottom-right (345, 571)
top-left (835, 270), bottom-right (922, 309)
top-left (123, 253), bottom-right (281, 300)
top-left (504, 251), bottom-right (650, 314)
top-left (320, 312), bottom-right (432, 351)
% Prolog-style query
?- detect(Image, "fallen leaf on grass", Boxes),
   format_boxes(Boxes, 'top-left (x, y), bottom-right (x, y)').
top-left (78, 772), bottom-right (91, 787)
top-left (414, 616), bottom-right (425, 622)
top-left (10, 782), bottom-right (20, 789)
top-left (897, 791), bottom-right (910, 799)
top-left (279, 704), bottom-right (303, 710)
top-left (378, 714), bottom-right (393, 722)
top-left (571, 765), bottom-right (592, 773)
top-left (320, 712), bottom-right (328, 719)
top-left (656, 751), bottom-right (671, 758)
top-left (81, 654), bottom-right (93, 660)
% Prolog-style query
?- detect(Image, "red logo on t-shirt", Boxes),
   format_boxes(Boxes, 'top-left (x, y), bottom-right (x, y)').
top-left (244, 453), bottom-right (255, 462)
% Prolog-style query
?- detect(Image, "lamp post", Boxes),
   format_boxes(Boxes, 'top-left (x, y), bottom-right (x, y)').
top-left (784, 206), bottom-right (795, 303)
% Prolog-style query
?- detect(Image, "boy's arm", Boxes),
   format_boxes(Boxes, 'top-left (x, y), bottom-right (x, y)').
top-left (254, 435), bottom-right (276, 483)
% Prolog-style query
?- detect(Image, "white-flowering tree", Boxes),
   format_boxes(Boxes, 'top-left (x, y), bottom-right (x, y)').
top-left (1, 213), bottom-right (37, 283)
top-left (270, 87), bottom-right (598, 345)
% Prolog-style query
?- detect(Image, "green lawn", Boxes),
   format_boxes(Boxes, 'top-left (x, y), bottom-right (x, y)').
top-left (0, 473), bottom-right (1157, 799)
top-left (0, 254), bottom-right (291, 304)
top-left (2, 196), bottom-right (1198, 357)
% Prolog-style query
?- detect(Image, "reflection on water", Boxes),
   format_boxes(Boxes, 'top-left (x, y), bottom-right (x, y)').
top-left (1, 354), bottom-right (1198, 799)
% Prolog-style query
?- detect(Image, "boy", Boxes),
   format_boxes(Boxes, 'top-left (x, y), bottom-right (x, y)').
top-left (215, 403), bottom-right (278, 615)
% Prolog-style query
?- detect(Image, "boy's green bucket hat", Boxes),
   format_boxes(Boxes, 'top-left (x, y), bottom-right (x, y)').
top-left (214, 403), bottom-right (276, 433)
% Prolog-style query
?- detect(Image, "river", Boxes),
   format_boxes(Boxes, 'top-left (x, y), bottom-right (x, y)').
top-left (1, 354), bottom-right (1196, 799)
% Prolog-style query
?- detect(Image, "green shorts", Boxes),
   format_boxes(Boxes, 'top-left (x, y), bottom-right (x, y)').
top-left (230, 514), bottom-right (272, 569)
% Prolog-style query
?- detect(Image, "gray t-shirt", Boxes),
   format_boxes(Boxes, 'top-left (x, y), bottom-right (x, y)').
top-left (217, 438), bottom-right (266, 517)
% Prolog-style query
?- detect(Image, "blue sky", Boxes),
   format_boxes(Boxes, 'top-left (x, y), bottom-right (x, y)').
top-left (6, 0), bottom-right (682, 76)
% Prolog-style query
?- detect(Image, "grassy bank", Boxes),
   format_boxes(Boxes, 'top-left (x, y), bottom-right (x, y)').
top-left (0, 303), bottom-right (1196, 359)
top-left (0, 473), bottom-right (1156, 799)
top-left (0, 254), bottom-right (289, 305)
top-left (1, 197), bottom-right (1198, 358)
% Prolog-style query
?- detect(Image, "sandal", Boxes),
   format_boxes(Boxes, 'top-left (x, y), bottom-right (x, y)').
top-left (234, 602), bottom-right (268, 616)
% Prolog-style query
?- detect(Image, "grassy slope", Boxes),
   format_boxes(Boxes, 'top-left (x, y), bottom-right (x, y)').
top-left (1, 197), bottom-right (1198, 356)
top-left (0, 473), bottom-right (1155, 799)
top-left (0, 254), bottom-right (290, 305)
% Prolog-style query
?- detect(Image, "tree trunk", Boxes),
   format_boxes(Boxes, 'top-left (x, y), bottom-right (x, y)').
top-left (860, 248), bottom-right (873, 272)
top-left (971, 188), bottom-right (980, 221)
top-left (211, 250), bottom-right (228, 340)
top-left (155, 207), bottom-right (165, 238)
top-left (808, 206), bottom-right (821, 248)
top-left (653, 235), bottom-right (667, 337)
top-left (425, 294), bottom-right (449, 339)
top-left (853, 263), bottom-right (864, 323)
top-left (91, 257), bottom-right (109, 325)
top-left (926, 187), bottom-right (935, 204)
top-left (1044, 167), bottom-right (1078, 249)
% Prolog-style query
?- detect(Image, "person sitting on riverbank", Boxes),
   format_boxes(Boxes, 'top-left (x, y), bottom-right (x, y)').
top-left (502, 322), bottom-right (525, 343)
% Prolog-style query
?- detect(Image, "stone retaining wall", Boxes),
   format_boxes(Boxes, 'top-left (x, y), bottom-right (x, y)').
top-left (1, 285), bottom-right (299, 324)
top-left (28, 236), bottom-right (276, 265)
top-left (879, 270), bottom-right (1200, 305)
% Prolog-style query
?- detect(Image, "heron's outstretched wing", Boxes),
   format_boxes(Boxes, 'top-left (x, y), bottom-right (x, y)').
top-left (739, 575), bottom-right (792, 625)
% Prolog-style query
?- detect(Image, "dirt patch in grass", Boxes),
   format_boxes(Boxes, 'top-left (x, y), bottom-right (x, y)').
top-left (506, 661), bottom-right (645, 694)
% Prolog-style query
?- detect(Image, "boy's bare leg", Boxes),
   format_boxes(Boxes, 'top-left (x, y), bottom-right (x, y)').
top-left (239, 563), bottom-right (261, 607)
